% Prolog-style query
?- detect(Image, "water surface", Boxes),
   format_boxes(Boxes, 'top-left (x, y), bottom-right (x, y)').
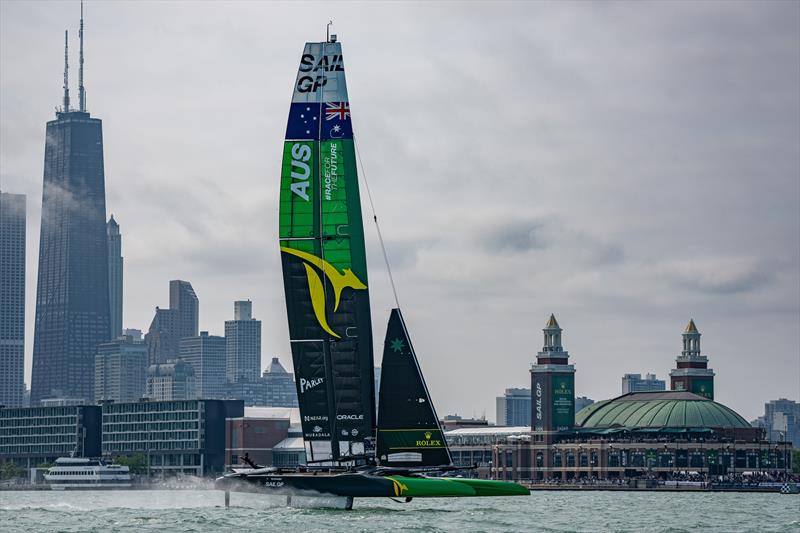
top-left (0, 490), bottom-right (797, 532)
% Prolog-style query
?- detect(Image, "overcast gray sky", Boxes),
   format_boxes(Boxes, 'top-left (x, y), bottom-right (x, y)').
top-left (1, 1), bottom-right (798, 422)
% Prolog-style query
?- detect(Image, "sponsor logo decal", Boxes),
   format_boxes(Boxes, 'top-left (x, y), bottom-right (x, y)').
top-left (304, 415), bottom-right (328, 422)
top-left (299, 376), bottom-right (324, 393)
top-left (313, 425), bottom-right (323, 433)
top-left (337, 414), bottom-right (364, 421)
top-left (415, 430), bottom-right (443, 447)
top-left (264, 481), bottom-right (284, 488)
top-left (280, 246), bottom-right (367, 338)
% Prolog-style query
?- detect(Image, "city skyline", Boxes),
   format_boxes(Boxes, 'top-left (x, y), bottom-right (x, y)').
top-left (0, 1), bottom-right (798, 419)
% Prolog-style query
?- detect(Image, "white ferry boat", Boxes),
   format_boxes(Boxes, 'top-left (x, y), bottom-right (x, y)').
top-left (44, 457), bottom-right (132, 490)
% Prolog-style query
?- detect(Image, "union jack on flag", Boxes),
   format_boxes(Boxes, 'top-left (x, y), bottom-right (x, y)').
top-left (325, 102), bottom-right (350, 121)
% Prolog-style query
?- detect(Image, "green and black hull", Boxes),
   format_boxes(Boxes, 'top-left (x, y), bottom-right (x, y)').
top-left (215, 471), bottom-right (530, 498)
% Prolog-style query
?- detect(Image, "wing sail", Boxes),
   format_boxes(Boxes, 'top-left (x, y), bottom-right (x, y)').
top-left (279, 41), bottom-right (375, 462)
top-left (376, 309), bottom-right (452, 468)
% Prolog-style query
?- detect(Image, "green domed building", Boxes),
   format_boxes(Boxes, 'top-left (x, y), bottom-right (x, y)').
top-left (575, 391), bottom-right (752, 433)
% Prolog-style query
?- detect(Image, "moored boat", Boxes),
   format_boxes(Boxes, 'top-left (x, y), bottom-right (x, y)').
top-left (44, 457), bottom-right (132, 490)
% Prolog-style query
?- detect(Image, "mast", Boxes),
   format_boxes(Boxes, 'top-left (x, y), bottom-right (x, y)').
top-left (78, 0), bottom-right (86, 112)
top-left (62, 30), bottom-right (70, 112)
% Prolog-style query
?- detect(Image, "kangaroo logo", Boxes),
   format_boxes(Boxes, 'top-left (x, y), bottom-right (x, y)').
top-left (388, 477), bottom-right (408, 496)
top-left (281, 246), bottom-right (367, 338)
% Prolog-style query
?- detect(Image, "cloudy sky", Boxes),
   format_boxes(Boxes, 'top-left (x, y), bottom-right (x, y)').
top-left (1, 1), bottom-right (798, 421)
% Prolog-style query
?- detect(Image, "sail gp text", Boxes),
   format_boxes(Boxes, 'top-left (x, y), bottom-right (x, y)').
top-left (323, 143), bottom-right (339, 200)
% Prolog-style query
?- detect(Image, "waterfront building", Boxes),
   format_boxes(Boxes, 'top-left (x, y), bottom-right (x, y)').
top-left (94, 335), bottom-right (147, 403)
top-left (31, 23), bottom-right (111, 405)
top-left (441, 414), bottom-right (490, 431)
top-left (0, 192), bottom-right (26, 408)
top-left (446, 392), bottom-right (787, 482)
top-left (669, 319), bottom-right (715, 399)
top-left (181, 332), bottom-right (226, 399)
top-left (0, 405), bottom-right (101, 470)
top-left (496, 388), bottom-right (531, 427)
top-left (102, 399), bottom-right (243, 477)
top-left (145, 280), bottom-right (199, 364)
top-left (225, 300), bottom-right (261, 382)
top-left (574, 396), bottom-right (595, 413)
top-left (622, 373), bottom-right (666, 394)
top-left (530, 314), bottom-right (575, 434)
top-left (225, 407), bottom-right (295, 467)
top-left (107, 216), bottom-right (123, 339)
top-left (146, 360), bottom-right (196, 401)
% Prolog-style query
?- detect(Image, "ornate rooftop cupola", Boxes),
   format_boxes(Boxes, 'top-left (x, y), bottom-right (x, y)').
top-left (670, 319), bottom-right (715, 399)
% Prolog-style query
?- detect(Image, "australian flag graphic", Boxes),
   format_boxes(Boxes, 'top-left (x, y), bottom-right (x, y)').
top-left (321, 102), bottom-right (353, 140)
top-left (286, 103), bottom-right (321, 140)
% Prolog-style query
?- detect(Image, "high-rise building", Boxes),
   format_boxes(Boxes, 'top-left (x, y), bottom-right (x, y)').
top-left (261, 357), bottom-right (298, 407)
top-left (755, 399), bottom-right (800, 446)
top-left (224, 357), bottom-right (299, 407)
top-left (94, 335), bottom-right (147, 403)
top-left (530, 314), bottom-right (575, 433)
top-left (31, 19), bottom-right (111, 405)
top-left (170, 280), bottom-right (199, 340)
top-left (145, 280), bottom-right (199, 364)
top-left (107, 215), bottom-right (123, 339)
top-left (0, 192), bottom-right (26, 408)
top-left (225, 300), bottom-right (261, 382)
top-left (669, 319), bottom-right (715, 399)
top-left (496, 388), bottom-right (531, 427)
top-left (146, 360), bottom-right (196, 401)
top-left (180, 332), bottom-right (226, 399)
top-left (621, 373), bottom-right (666, 394)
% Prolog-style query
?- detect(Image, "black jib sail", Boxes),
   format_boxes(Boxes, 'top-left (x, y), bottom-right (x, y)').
top-left (376, 309), bottom-right (452, 467)
top-left (279, 40), bottom-right (375, 462)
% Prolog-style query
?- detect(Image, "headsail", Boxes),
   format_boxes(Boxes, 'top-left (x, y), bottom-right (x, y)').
top-left (279, 39), bottom-right (375, 462)
top-left (377, 309), bottom-right (452, 467)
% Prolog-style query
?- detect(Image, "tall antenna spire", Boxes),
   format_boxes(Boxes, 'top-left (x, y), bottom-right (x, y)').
top-left (78, 0), bottom-right (85, 112)
top-left (63, 30), bottom-right (70, 112)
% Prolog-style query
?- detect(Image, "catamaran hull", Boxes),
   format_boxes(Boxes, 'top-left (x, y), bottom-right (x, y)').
top-left (215, 472), bottom-right (529, 498)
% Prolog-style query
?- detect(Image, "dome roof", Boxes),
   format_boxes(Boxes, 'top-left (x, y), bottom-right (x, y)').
top-left (575, 391), bottom-right (750, 430)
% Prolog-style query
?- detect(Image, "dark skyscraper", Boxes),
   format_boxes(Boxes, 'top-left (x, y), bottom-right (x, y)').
top-left (0, 192), bottom-right (26, 408)
top-left (170, 280), bottom-right (199, 340)
top-left (107, 215), bottom-right (123, 339)
top-left (145, 280), bottom-right (199, 364)
top-left (31, 13), bottom-right (111, 405)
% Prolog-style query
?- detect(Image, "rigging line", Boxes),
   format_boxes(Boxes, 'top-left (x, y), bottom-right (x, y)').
top-left (353, 135), bottom-right (400, 310)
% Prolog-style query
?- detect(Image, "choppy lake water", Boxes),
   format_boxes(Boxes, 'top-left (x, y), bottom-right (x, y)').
top-left (0, 489), bottom-right (798, 532)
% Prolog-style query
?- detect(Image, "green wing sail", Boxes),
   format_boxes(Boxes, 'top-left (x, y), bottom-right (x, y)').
top-left (279, 41), bottom-right (375, 461)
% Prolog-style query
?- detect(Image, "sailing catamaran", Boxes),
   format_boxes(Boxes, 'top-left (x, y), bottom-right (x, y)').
top-left (214, 33), bottom-right (529, 507)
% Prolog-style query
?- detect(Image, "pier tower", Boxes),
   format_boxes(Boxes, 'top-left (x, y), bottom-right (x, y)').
top-left (669, 319), bottom-right (715, 399)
